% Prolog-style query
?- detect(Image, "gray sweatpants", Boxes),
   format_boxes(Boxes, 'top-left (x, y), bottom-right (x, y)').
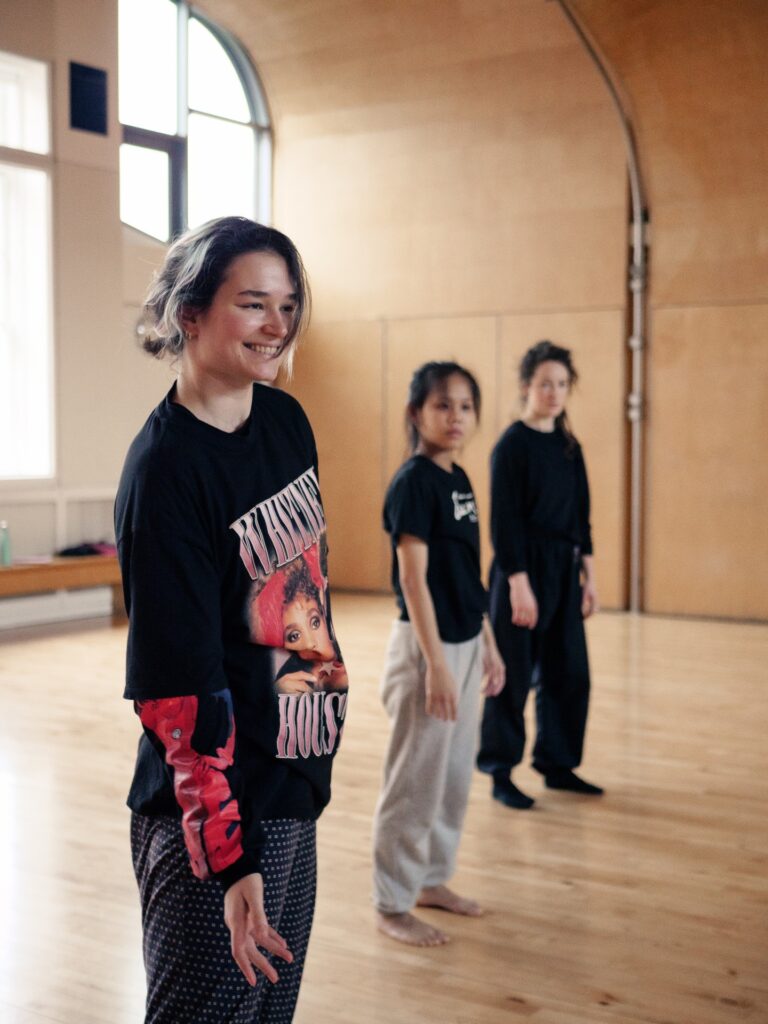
top-left (372, 620), bottom-right (483, 914)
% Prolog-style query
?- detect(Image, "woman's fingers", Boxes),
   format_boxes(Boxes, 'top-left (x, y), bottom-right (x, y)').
top-left (277, 672), bottom-right (315, 693)
top-left (484, 662), bottom-right (505, 696)
top-left (229, 920), bottom-right (266, 987)
top-left (231, 924), bottom-right (293, 987)
top-left (440, 690), bottom-right (457, 721)
top-left (425, 692), bottom-right (456, 721)
top-left (238, 936), bottom-right (280, 986)
top-left (260, 925), bottom-right (293, 963)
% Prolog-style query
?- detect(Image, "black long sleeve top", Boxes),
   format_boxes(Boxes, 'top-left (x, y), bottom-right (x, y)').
top-left (490, 421), bottom-right (593, 577)
top-left (115, 383), bottom-right (348, 890)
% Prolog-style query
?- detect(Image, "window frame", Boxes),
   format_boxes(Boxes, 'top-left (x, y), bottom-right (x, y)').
top-left (0, 50), bottom-right (55, 486)
top-left (120, 0), bottom-right (272, 240)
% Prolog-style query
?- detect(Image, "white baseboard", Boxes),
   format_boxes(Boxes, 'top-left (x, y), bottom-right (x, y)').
top-left (0, 587), bottom-right (112, 629)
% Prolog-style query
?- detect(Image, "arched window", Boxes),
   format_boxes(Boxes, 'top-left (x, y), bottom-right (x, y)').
top-left (118, 0), bottom-right (271, 242)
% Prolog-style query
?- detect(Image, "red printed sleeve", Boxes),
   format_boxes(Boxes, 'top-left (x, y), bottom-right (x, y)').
top-left (136, 690), bottom-right (262, 888)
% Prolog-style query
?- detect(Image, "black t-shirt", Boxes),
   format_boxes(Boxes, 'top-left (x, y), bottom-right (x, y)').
top-left (115, 383), bottom-right (348, 880)
top-left (383, 455), bottom-right (486, 643)
top-left (490, 420), bottom-right (593, 576)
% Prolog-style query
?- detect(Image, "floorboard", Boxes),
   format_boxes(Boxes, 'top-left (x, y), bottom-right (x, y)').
top-left (0, 596), bottom-right (766, 1023)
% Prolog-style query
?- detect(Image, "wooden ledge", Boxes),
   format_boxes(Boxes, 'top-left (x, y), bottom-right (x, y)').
top-left (0, 555), bottom-right (125, 622)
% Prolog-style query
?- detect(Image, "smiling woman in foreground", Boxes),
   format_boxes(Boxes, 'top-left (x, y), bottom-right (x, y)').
top-left (115, 217), bottom-right (349, 1024)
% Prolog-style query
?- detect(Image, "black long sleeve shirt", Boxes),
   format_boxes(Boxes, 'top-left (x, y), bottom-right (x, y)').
top-left (115, 383), bottom-right (348, 889)
top-left (490, 421), bottom-right (593, 577)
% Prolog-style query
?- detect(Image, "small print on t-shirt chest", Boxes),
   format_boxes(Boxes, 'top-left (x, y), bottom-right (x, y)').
top-left (449, 489), bottom-right (478, 524)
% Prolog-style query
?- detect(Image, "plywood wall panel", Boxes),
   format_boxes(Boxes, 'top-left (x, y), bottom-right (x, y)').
top-left (572, 0), bottom-right (768, 306)
top-left (285, 321), bottom-right (387, 591)
top-left (203, 0), bottom-right (627, 324)
top-left (569, 0), bottom-right (768, 618)
top-left (195, 0), bottom-right (630, 603)
top-left (276, 130), bottom-right (626, 322)
top-left (288, 310), bottom-right (628, 606)
top-left (498, 312), bottom-right (627, 610)
top-left (271, 88), bottom-right (626, 322)
top-left (206, 0), bottom-right (594, 94)
top-left (645, 305), bottom-right (768, 620)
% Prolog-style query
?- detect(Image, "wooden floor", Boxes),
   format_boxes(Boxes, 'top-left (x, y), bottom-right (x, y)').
top-left (0, 595), bottom-right (766, 1024)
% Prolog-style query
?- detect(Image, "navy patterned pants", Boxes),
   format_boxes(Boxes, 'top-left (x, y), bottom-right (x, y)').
top-left (131, 814), bottom-right (317, 1024)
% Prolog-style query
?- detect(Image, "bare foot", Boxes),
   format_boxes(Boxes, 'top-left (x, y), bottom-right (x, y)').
top-left (376, 911), bottom-right (450, 946)
top-left (416, 884), bottom-right (484, 917)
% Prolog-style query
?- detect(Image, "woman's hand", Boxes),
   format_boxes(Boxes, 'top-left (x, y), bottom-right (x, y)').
top-left (481, 618), bottom-right (505, 696)
top-left (275, 670), bottom-right (316, 694)
top-left (581, 579), bottom-right (600, 618)
top-left (509, 572), bottom-right (538, 629)
top-left (223, 873), bottom-right (293, 986)
top-left (425, 661), bottom-right (458, 721)
top-left (580, 555), bottom-right (599, 618)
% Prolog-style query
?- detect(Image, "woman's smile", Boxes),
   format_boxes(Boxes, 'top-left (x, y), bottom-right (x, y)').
top-left (244, 341), bottom-right (282, 356)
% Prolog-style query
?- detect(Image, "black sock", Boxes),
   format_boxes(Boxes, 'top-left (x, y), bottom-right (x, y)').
top-left (544, 768), bottom-right (603, 795)
top-left (491, 776), bottom-right (535, 809)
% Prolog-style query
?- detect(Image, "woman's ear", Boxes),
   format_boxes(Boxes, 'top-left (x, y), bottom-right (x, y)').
top-left (179, 306), bottom-right (198, 340)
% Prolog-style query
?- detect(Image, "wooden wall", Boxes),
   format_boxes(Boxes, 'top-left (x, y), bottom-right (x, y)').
top-left (118, 0), bottom-right (767, 620)
top-left (4, 0), bottom-right (764, 618)
top-left (204, 0), bottom-right (630, 606)
top-left (573, 0), bottom-right (768, 619)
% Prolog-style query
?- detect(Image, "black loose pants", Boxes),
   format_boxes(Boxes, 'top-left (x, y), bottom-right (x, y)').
top-left (478, 540), bottom-right (590, 776)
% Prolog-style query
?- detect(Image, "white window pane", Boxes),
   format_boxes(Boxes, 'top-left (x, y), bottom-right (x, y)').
top-left (120, 144), bottom-right (170, 240)
top-left (118, 0), bottom-right (178, 133)
top-left (187, 113), bottom-right (255, 227)
top-left (188, 18), bottom-right (250, 124)
top-left (0, 163), bottom-right (53, 479)
top-left (0, 50), bottom-right (49, 154)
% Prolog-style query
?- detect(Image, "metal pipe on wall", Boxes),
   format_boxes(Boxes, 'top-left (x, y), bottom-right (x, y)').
top-left (553, 0), bottom-right (649, 612)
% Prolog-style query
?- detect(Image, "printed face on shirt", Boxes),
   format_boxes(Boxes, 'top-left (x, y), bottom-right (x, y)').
top-left (181, 250), bottom-right (298, 387)
top-left (283, 595), bottom-right (335, 662)
top-left (412, 373), bottom-right (477, 456)
top-left (523, 360), bottom-right (572, 421)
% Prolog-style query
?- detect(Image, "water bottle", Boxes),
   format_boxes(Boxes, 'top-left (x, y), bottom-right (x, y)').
top-left (0, 520), bottom-right (10, 566)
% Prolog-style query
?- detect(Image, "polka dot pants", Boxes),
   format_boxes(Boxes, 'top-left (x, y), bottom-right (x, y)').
top-left (131, 814), bottom-right (317, 1024)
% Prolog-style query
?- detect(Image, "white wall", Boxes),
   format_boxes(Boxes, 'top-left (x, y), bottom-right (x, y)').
top-left (0, 0), bottom-right (167, 566)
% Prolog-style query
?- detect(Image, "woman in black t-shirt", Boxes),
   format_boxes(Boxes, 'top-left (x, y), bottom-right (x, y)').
top-left (116, 217), bottom-right (348, 1023)
top-left (478, 340), bottom-right (603, 811)
top-left (372, 361), bottom-right (505, 948)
